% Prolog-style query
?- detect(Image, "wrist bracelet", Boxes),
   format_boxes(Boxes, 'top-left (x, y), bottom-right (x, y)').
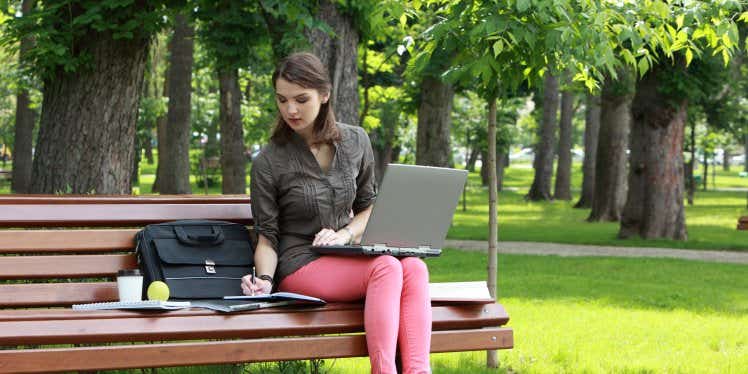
top-left (341, 227), bottom-right (355, 244)
top-left (258, 274), bottom-right (274, 287)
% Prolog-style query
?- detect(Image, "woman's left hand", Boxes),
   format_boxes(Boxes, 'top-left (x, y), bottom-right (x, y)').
top-left (312, 227), bottom-right (351, 246)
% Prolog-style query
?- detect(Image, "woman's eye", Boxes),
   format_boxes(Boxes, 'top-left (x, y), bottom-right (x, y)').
top-left (277, 97), bottom-right (287, 103)
top-left (296, 99), bottom-right (308, 104)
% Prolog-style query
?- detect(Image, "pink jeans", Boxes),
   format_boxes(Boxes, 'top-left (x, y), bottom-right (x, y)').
top-left (279, 255), bottom-right (432, 374)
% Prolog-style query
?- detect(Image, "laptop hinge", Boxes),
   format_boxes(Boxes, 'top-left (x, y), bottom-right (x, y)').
top-left (418, 245), bottom-right (432, 250)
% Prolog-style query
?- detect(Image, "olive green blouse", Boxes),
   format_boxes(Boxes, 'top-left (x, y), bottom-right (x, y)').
top-left (249, 123), bottom-right (377, 284)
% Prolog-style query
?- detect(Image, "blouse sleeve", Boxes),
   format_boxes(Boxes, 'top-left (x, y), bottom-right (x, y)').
top-left (353, 127), bottom-right (377, 214)
top-left (250, 152), bottom-right (280, 252)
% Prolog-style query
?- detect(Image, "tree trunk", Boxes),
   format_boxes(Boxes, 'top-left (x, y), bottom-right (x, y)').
top-left (702, 152), bottom-right (708, 191)
top-left (486, 96), bottom-right (499, 369)
top-left (575, 93), bottom-right (601, 208)
top-left (131, 134), bottom-right (141, 186)
top-left (480, 150), bottom-right (489, 186)
top-left (588, 74), bottom-right (632, 221)
top-left (151, 70), bottom-right (168, 193)
top-left (527, 72), bottom-right (558, 201)
top-left (12, 79), bottom-right (35, 194)
top-left (219, 69), bottom-right (247, 194)
top-left (11, 0), bottom-right (37, 193)
top-left (30, 30), bottom-right (148, 194)
top-left (467, 147), bottom-right (480, 172)
top-left (372, 103), bottom-right (399, 184)
top-left (416, 76), bottom-right (454, 167)
top-left (480, 149), bottom-right (506, 190)
top-left (744, 133), bottom-right (748, 172)
top-left (306, 0), bottom-right (359, 125)
top-left (723, 149), bottom-right (730, 171)
top-left (687, 120), bottom-right (695, 205)
top-left (152, 37), bottom-right (169, 193)
top-left (143, 36), bottom-right (163, 167)
top-left (496, 152), bottom-right (507, 192)
top-left (619, 63), bottom-right (687, 240)
top-left (159, 14), bottom-right (194, 194)
top-left (554, 85), bottom-right (574, 200)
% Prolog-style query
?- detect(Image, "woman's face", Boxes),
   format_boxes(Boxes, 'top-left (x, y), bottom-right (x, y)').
top-left (275, 77), bottom-right (329, 139)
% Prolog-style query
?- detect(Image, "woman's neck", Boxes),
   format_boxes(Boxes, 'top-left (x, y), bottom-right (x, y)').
top-left (296, 127), bottom-right (315, 146)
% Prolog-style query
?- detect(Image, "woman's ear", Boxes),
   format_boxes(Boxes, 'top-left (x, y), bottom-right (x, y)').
top-left (322, 93), bottom-right (330, 104)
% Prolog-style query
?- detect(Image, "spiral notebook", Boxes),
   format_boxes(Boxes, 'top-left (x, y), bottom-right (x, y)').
top-left (223, 291), bottom-right (326, 305)
top-left (72, 300), bottom-right (192, 311)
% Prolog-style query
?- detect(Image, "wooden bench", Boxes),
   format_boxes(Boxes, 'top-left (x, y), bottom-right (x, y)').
top-left (739, 216), bottom-right (748, 230)
top-left (0, 195), bottom-right (513, 373)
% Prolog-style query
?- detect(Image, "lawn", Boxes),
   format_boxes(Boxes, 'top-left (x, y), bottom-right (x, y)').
top-left (446, 164), bottom-right (748, 251)
top-left (105, 250), bottom-right (748, 373)
top-left (450, 184), bottom-right (748, 251)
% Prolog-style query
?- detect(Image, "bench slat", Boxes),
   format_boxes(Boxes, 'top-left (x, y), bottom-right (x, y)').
top-left (0, 301), bottom-right (509, 322)
top-left (0, 282), bottom-right (119, 307)
top-left (0, 302), bottom-right (362, 321)
top-left (0, 303), bottom-right (507, 346)
top-left (0, 195), bottom-right (250, 204)
top-left (0, 254), bottom-right (135, 279)
top-left (0, 328), bottom-right (513, 374)
top-left (0, 204), bottom-right (252, 227)
top-left (0, 229), bottom-right (137, 253)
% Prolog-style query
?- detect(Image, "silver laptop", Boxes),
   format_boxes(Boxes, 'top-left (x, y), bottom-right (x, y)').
top-left (314, 164), bottom-right (468, 257)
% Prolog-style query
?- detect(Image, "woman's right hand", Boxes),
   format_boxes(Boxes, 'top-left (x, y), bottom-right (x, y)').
top-left (241, 274), bottom-right (272, 295)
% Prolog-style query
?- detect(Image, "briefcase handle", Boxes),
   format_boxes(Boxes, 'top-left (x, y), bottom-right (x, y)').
top-left (174, 226), bottom-right (225, 246)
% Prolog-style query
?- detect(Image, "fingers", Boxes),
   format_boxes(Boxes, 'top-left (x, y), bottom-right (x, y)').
top-left (241, 275), bottom-right (268, 296)
top-left (313, 228), bottom-right (339, 246)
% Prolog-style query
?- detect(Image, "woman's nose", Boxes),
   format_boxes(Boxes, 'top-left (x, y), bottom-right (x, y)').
top-left (286, 103), bottom-right (298, 114)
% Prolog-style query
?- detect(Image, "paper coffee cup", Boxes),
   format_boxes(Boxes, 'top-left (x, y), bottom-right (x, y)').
top-left (117, 269), bottom-right (143, 302)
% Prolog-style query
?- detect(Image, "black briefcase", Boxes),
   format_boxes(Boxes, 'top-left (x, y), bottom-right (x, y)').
top-left (136, 220), bottom-right (254, 299)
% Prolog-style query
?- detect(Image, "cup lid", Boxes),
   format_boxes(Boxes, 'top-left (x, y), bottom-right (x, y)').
top-left (117, 269), bottom-right (142, 276)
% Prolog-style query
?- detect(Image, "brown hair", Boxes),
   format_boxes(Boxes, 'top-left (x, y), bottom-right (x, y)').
top-left (270, 52), bottom-right (340, 145)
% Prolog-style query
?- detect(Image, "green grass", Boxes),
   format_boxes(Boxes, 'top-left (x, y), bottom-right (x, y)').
top-left (450, 186), bottom-right (748, 251)
top-left (429, 250), bottom-right (748, 374)
top-left (103, 250), bottom-right (748, 373)
top-left (448, 168), bottom-right (748, 251)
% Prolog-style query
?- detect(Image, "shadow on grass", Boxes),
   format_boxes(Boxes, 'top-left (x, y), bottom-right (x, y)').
top-left (427, 250), bottom-right (748, 316)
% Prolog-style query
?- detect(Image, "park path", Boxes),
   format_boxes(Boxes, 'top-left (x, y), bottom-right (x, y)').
top-left (445, 240), bottom-right (748, 264)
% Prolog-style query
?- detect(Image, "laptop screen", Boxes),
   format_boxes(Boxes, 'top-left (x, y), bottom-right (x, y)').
top-left (360, 164), bottom-right (468, 249)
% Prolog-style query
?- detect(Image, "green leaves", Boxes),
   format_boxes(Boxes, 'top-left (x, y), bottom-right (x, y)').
top-left (515, 0), bottom-right (531, 13)
top-left (1, 0), bottom-right (173, 79)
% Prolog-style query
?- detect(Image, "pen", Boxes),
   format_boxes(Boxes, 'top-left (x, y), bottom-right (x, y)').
top-left (251, 266), bottom-right (256, 296)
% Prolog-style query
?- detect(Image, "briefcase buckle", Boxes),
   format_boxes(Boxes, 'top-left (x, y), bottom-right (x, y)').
top-left (205, 259), bottom-right (216, 274)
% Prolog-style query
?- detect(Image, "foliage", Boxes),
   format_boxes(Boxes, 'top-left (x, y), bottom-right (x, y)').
top-left (256, 0), bottom-right (317, 59)
top-left (337, 0), bottom-right (407, 43)
top-left (412, 0), bottom-right (745, 98)
top-left (452, 91), bottom-right (523, 156)
top-left (194, 1), bottom-right (268, 74)
top-left (241, 67), bottom-right (276, 147)
top-left (0, 0), bottom-right (181, 79)
top-left (0, 34), bottom-right (15, 151)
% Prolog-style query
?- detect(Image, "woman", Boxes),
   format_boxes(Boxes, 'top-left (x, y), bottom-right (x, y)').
top-left (244, 52), bottom-right (431, 374)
